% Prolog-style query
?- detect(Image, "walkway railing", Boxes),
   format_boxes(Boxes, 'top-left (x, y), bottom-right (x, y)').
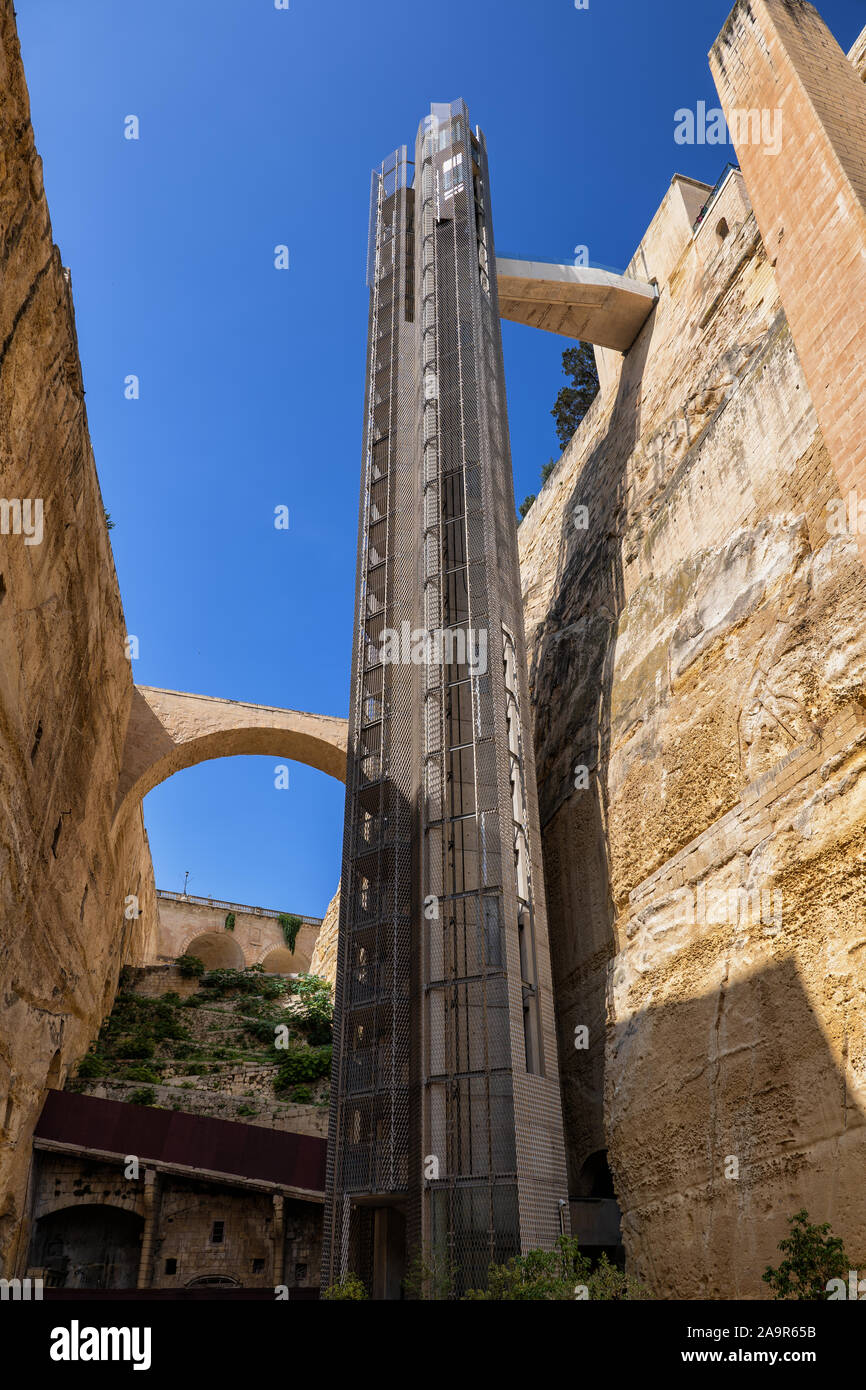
top-left (156, 888), bottom-right (323, 927)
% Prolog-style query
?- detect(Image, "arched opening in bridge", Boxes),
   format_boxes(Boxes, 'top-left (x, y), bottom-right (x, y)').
top-left (142, 754), bottom-right (343, 972)
top-left (185, 932), bottom-right (245, 970)
top-left (261, 947), bottom-right (297, 975)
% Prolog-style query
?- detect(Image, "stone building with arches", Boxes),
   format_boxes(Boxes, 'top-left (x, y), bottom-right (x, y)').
top-left (26, 1092), bottom-right (324, 1295)
top-left (154, 889), bottom-right (324, 976)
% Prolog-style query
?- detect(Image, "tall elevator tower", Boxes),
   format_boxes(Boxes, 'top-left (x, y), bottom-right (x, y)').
top-left (323, 100), bottom-right (569, 1298)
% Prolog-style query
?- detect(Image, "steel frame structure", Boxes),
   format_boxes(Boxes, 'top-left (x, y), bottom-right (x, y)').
top-left (323, 102), bottom-right (568, 1299)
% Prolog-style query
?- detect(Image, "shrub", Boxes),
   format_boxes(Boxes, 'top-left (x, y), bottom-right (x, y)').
top-left (763, 1210), bottom-right (851, 1300)
top-left (202, 967), bottom-right (282, 998)
top-left (321, 1274), bottom-right (368, 1301)
top-left (289, 1085), bottom-right (313, 1104)
top-left (462, 1237), bottom-right (649, 1301)
top-left (127, 1087), bottom-right (157, 1106)
top-left (225, 912), bottom-right (236, 931)
top-left (177, 954), bottom-right (205, 978)
top-left (77, 1052), bottom-right (105, 1079)
top-left (274, 1045), bottom-right (332, 1092)
top-left (286, 975), bottom-right (334, 1043)
top-left (119, 1063), bottom-right (162, 1084)
top-left (243, 1017), bottom-right (284, 1046)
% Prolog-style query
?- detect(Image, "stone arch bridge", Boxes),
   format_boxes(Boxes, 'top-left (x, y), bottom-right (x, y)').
top-left (114, 685), bottom-right (348, 830)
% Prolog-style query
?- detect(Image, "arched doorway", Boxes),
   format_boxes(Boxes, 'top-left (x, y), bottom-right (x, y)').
top-left (30, 1205), bottom-right (144, 1289)
top-left (185, 932), bottom-right (245, 970)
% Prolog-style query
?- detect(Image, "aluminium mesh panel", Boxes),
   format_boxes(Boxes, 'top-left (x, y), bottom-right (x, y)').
top-left (327, 102), bottom-right (570, 1297)
top-left (322, 149), bottom-right (417, 1289)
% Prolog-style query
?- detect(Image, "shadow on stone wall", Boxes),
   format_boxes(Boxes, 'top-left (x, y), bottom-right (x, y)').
top-left (608, 953), bottom-right (866, 1297)
top-left (528, 326), bottom-right (653, 1202)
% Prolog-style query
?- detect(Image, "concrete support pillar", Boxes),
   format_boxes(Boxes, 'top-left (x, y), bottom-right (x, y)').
top-left (710, 0), bottom-right (866, 565)
top-left (136, 1168), bottom-right (159, 1290)
top-left (272, 1193), bottom-right (285, 1287)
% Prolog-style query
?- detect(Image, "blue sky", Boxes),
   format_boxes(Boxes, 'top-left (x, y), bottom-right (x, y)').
top-left (16, 0), bottom-right (864, 919)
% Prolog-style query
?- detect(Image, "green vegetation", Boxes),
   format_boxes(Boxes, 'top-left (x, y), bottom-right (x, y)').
top-left (763, 1210), bottom-right (851, 1301)
top-left (127, 1087), bottom-right (156, 1106)
top-left (403, 1247), bottom-right (457, 1302)
top-left (177, 954), bottom-right (205, 978)
top-left (274, 1045), bottom-right (332, 1092)
top-left (551, 342), bottom-right (599, 450)
top-left (278, 912), bottom-right (303, 953)
top-left (72, 967), bottom-right (334, 1111)
top-left (76, 1052), bottom-right (105, 1079)
top-left (518, 346), bottom-right (600, 524)
top-left (321, 1273), bottom-right (368, 1301)
top-left (201, 965), bottom-right (281, 997)
top-left (461, 1238), bottom-right (649, 1301)
top-left (225, 912), bottom-right (236, 931)
top-left (287, 974), bottom-right (333, 1044)
top-left (118, 1063), bottom-right (162, 1084)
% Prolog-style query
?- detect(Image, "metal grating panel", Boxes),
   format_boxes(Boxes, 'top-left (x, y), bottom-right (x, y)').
top-left (323, 103), bottom-right (569, 1299)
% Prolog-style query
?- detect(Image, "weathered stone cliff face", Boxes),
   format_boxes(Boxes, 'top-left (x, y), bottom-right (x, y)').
top-left (519, 167), bottom-right (866, 1296)
top-left (309, 887), bottom-right (340, 988)
top-left (0, 2), bottom-right (157, 1273)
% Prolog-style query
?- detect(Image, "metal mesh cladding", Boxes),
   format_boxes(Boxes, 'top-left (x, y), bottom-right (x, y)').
top-left (323, 104), bottom-right (569, 1298)
top-left (322, 146), bottom-right (417, 1285)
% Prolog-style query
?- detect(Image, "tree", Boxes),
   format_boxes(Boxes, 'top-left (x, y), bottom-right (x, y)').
top-left (551, 342), bottom-right (599, 450)
top-left (517, 495), bottom-right (536, 523)
top-left (763, 1210), bottom-right (850, 1300)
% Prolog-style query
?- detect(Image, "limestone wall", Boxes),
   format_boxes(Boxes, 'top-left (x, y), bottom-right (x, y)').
top-left (309, 887), bottom-right (339, 987)
top-left (519, 169), bottom-right (866, 1296)
top-left (0, 1), bottom-right (157, 1273)
top-left (73, 1075), bottom-right (328, 1139)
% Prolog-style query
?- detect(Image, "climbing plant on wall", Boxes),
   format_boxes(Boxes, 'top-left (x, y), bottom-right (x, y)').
top-left (279, 913), bottom-right (302, 953)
